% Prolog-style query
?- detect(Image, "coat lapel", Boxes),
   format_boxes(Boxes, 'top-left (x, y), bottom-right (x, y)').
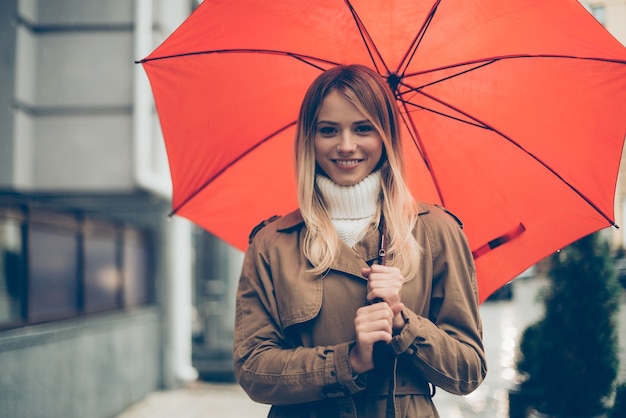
top-left (330, 227), bottom-right (381, 280)
top-left (275, 209), bottom-right (385, 280)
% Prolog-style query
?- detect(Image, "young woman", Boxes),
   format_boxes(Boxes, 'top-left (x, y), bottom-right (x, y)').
top-left (234, 64), bottom-right (486, 418)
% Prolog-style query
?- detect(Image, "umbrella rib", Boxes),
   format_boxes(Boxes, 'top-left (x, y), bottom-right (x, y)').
top-left (403, 53), bottom-right (626, 80)
top-left (397, 102), bottom-right (427, 163)
top-left (136, 49), bottom-right (341, 70)
top-left (169, 121), bottom-right (297, 217)
top-left (396, 0), bottom-right (441, 77)
top-left (399, 98), bottom-right (488, 130)
top-left (403, 60), bottom-right (497, 94)
top-left (408, 87), bottom-right (618, 227)
top-left (398, 52), bottom-right (625, 128)
top-left (397, 100), bottom-right (447, 207)
top-left (344, 0), bottom-right (389, 75)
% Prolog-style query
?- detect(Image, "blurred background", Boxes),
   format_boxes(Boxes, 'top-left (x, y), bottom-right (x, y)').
top-left (0, 1), bottom-right (625, 417)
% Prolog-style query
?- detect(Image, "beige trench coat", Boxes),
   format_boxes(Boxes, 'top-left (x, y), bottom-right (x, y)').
top-left (234, 202), bottom-right (487, 418)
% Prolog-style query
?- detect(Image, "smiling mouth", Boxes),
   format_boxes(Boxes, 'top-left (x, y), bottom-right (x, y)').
top-left (333, 159), bottom-right (362, 167)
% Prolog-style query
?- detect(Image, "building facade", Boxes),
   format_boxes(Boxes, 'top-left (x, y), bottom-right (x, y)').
top-left (0, 1), bottom-right (213, 417)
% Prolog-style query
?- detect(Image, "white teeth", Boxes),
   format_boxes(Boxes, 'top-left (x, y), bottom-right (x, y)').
top-left (335, 160), bottom-right (359, 166)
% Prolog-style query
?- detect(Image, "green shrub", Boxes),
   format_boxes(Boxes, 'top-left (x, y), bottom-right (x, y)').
top-left (516, 232), bottom-right (621, 416)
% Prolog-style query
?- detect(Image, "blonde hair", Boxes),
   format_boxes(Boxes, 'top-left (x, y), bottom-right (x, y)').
top-left (295, 64), bottom-right (421, 280)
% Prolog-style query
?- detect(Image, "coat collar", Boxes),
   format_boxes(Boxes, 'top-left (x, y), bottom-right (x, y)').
top-left (274, 210), bottom-right (373, 279)
top-left (275, 203), bottom-right (432, 231)
top-left (274, 203), bottom-right (432, 279)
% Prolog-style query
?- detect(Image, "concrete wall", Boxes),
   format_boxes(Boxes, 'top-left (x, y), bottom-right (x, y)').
top-left (10, 0), bottom-right (137, 190)
top-left (0, 309), bottom-right (161, 418)
top-left (0, 0), bottom-right (19, 186)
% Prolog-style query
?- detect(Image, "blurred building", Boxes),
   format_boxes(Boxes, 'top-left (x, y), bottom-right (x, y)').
top-left (0, 1), bottom-right (244, 417)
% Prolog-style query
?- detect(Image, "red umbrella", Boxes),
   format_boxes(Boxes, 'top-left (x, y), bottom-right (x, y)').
top-left (138, 0), bottom-right (626, 302)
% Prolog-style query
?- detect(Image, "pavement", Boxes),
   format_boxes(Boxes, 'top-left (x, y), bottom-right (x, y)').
top-left (115, 381), bottom-right (271, 418)
top-left (115, 380), bottom-right (474, 418)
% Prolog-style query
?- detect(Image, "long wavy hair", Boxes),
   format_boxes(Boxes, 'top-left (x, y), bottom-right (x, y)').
top-left (295, 64), bottom-right (421, 280)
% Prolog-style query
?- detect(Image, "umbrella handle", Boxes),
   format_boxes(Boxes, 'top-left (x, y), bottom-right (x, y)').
top-left (378, 215), bottom-right (387, 266)
top-left (372, 216), bottom-right (387, 305)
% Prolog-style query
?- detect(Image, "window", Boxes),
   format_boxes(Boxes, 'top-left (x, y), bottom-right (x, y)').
top-left (123, 228), bottom-right (152, 306)
top-left (0, 198), bottom-right (154, 329)
top-left (29, 214), bottom-right (80, 322)
top-left (84, 222), bottom-right (121, 313)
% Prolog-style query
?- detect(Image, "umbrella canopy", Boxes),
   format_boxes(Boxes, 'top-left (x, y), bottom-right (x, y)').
top-left (138, 0), bottom-right (626, 302)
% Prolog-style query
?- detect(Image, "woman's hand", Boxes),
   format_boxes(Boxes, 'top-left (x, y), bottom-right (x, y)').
top-left (361, 265), bottom-right (405, 330)
top-left (350, 302), bottom-right (403, 374)
top-left (350, 265), bottom-right (406, 374)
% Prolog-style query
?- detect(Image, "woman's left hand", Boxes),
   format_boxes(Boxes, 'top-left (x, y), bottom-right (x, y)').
top-left (361, 264), bottom-right (405, 331)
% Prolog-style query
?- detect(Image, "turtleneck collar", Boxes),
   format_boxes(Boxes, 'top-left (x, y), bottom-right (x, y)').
top-left (316, 171), bottom-right (381, 220)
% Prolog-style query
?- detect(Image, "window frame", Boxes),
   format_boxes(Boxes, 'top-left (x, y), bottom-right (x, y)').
top-left (0, 200), bottom-right (154, 330)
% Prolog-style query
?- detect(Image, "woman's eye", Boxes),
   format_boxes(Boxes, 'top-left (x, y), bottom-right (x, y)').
top-left (319, 126), bottom-right (337, 136)
top-left (355, 125), bottom-right (374, 134)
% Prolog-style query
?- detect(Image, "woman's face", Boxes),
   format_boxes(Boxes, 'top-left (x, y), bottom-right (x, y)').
top-left (314, 90), bottom-right (383, 186)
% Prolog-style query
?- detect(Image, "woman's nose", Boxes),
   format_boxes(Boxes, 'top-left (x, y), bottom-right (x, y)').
top-left (337, 131), bottom-right (357, 153)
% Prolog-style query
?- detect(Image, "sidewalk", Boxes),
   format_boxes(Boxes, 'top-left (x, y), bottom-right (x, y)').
top-left (116, 380), bottom-right (468, 418)
top-left (116, 381), bottom-right (270, 418)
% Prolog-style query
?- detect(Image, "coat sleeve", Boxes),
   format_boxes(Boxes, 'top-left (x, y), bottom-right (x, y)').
top-left (390, 209), bottom-right (487, 395)
top-left (233, 235), bottom-right (365, 405)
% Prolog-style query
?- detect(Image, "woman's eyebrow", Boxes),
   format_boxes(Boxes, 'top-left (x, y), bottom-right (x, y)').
top-left (316, 119), bottom-right (370, 125)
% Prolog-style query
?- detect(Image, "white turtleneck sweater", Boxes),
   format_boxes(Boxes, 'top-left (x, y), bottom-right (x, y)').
top-left (316, 171), bottom-right (381, 247)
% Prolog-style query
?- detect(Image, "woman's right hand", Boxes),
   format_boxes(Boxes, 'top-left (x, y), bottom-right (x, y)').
top-left (349, 301), bottom-right (404, 374)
